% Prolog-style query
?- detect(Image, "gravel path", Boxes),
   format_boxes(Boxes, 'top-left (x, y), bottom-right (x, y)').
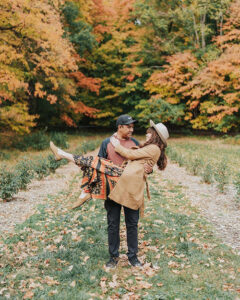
top-left (1, 151), bottom-right (239, 254)
top-left (161, 163), bottom-right (240, 254)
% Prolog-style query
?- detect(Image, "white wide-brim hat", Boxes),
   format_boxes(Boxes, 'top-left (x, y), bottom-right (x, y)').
top-left (149, 120), bottom-right (169, 146)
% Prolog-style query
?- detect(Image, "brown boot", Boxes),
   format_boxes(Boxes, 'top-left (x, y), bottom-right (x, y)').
top-left (72, 193), bottom-right (91, 209)
top-left (50, 141), bottom-right (61, 161)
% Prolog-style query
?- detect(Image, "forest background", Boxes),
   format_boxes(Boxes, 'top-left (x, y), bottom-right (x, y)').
top-left (1, 0), bottom-right (240, 138)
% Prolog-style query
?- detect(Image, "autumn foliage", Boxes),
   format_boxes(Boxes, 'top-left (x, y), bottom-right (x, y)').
top-left (145, 0), bottom-right (240, 132)
top-left (1, 0), bottom-right (240, 134)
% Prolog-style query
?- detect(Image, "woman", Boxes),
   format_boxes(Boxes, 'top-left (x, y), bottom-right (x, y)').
top-left (50, 120), bottom-right (169, 213)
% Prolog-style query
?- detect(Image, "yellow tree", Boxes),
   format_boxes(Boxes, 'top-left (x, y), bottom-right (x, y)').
top-left (0, 0), bottom-right (98, 133)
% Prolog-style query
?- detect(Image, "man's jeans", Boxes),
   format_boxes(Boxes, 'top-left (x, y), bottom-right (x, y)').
top-left (104, 199), bottom-right (139, 259)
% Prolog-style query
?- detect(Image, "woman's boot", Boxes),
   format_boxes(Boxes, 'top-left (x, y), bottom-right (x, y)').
top-left (50, 141), bottom-right (62, 161)
top-left (72, 190), bottom-right (91, 209)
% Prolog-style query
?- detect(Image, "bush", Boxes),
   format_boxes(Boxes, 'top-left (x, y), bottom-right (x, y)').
top-left (15, 159), bottom-right (34, 190)
top-left (223, 134), bottom-right (240, 145)
top-left (202, 162), bottom-right (214, 184)
top-left (234, 172), bottom-right (240, 202)
top-left (75, 139), bottom-right (101, 155)
top-left (188, 157), bottom-right (202, 175)
top-left (47, 154), bottom-right (67, 173)
top-left (0, 151), bottom-right (11, 160)
top-left (0, 165), bottom-right (19, 200)
top-left (50, 132), bottom-right (69, 149)
top-left (214, 160), bottom-right (229, 193)
top-left (13, 131), bottom-right (49, 151)
top-left (33, 156), bottom-right (50, 179)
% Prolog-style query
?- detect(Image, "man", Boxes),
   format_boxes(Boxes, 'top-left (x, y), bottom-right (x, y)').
top-left (98, 114), bottom-right (150, 267)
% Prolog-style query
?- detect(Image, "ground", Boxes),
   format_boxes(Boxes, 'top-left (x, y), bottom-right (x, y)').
top-left (0, 146), bottom-right (239, 299)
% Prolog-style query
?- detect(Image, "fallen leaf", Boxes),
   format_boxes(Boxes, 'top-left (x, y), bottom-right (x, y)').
top-left (68, 265), bottom-right (73, 271)
top-left (23, 291), bottom-right (34, 299)
top-left (44, 276), bottom-right (59, 286)
top-left (0, 288), bottom-right (7, 295)
top-left (100, 280), bottom-right (107, 293)
top-left (70, 281), bottom-right (76, 287)
top-left (48, 290), bottom-right (58, 296)
top-left (138, 281), bottom-right (152, 289)
top-left (54, 236), bottom-right (63, 244)
top-left (83, 256), bottom-right (89, 262)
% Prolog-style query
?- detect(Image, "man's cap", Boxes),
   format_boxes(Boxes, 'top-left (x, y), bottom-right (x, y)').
top-left (116, 114), bottom-right (137, 127)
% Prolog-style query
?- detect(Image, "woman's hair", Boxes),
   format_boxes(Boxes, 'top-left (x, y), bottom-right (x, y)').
top-left (140, 127), bottom-right (167, 170)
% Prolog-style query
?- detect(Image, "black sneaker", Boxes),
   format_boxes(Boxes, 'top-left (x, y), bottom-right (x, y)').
top-left (128, 256), bottom-right (142, 267)
top-left (105, 257), bottom-right (119, 268)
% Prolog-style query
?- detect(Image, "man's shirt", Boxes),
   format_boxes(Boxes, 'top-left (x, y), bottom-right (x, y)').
top-left (98, 137), bottom-right (139, 166)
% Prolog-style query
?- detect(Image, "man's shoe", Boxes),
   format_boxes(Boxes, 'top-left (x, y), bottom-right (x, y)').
top-left (105, 257), bottom-right (119, 268)
top-left (50, 141), bottom-right (61, 161)
top-left (128, 256), bottom-right (142, 267)
top-left (71, 193), bottom-right (91, 209)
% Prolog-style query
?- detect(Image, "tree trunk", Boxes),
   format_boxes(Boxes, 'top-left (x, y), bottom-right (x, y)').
top-left (201, 13), bottom-right (206, 49)
top-left (192, 13), bottom-right (200, 48)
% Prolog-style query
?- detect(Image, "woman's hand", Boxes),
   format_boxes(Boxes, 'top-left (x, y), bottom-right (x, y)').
top-left (110, 135), bottom-right (120, 147)
top-left (144, 163), bottom-right (153, 174)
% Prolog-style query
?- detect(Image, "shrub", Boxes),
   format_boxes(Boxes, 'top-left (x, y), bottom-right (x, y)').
top-left (0, 151), bottom-right (11, 160)
top-left (50, 132), bottom-right (69, 149)
top-left (0, 165), bottom-right (19, 200)
top-left (13, 131), bottom-right (49, 151)
top-left (47, 154), bottom-right (67, 173)
top-left (188, 157), bottom-right (202, 175)
top-left (214, 160), bottom-right (229, 193)
top-left (234, 172), bottom-right (240, 202)
top-left (75, 140), bottom-right (101, 155)
top-left (33, 157), bottom-right (50, 179)
top-left (202, 162), bottom-right (214, 184)
top-left (223, 134), bottom-right (240, 145)
top-left (15, 159), bottom-right (34, 190)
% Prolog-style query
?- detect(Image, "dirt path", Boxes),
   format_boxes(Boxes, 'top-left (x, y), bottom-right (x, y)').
top-left (1, 151), bottom-right (239, 254)
top-left (0, 149), bottom-right (98, 233)
top-left (160, 163), bottom-right (240, 254)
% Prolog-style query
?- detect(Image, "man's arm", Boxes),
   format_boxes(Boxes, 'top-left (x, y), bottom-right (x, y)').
top-left (98, 138), bottom-right (110, 159)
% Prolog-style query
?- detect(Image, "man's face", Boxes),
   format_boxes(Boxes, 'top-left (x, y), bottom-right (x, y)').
top-left (118, 124), bottom-right (134, 139)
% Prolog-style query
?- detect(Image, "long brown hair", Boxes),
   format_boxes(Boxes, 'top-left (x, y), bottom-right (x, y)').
top-left (140, 127), bottom-right (167, 170)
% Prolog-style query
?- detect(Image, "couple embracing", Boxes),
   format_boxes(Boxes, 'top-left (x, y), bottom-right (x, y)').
top-left (50, 115), bottom-right (169, 268)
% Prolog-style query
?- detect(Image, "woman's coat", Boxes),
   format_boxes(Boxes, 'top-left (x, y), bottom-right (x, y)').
top-left (109, 143), bottom-right (160, 211)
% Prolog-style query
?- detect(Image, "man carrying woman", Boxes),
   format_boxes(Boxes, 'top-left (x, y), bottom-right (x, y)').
top-left (50, 116), bottom-right (169, 267)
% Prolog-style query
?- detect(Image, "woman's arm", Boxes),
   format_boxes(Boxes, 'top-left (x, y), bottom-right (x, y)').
top-left (114, 143), bottom-right (160, 161)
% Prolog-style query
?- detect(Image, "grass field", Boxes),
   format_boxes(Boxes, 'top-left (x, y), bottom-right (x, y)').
top-left (168, 136), bottom-right (240, 180)
top-left (0, 134), bottom-right (240, 298)
top-left (0, 168), bottom-right (239, 299)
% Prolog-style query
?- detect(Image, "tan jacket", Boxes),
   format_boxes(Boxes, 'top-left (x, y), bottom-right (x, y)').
top-left (109, 143), bottom-right (160, 212)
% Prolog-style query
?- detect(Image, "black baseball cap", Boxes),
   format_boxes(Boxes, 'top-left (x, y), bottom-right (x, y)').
top-left (116, 114), bottom-right (137, 127)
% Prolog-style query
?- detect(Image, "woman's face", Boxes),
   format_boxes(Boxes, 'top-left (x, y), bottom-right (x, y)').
top-left (146, 132), bottom-right (152, 142)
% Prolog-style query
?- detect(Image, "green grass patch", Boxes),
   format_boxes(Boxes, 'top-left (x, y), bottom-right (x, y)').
top-left (0, 170), bottom-right (239, 299)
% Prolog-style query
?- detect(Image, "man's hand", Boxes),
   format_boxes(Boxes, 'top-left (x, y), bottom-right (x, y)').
top-left (144, 163), bottom-right (153, 174)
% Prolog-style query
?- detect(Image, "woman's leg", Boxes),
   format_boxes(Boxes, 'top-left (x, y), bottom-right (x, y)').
top-left (50, 141), bottom-right (74, 162)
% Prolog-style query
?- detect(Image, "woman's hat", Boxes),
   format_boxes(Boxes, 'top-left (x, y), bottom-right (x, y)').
top-left (149, 120), bottom-right (169, 146)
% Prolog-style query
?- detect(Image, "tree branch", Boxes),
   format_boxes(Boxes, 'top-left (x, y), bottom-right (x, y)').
top-left (0, 24), bottom-right (21, 31)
